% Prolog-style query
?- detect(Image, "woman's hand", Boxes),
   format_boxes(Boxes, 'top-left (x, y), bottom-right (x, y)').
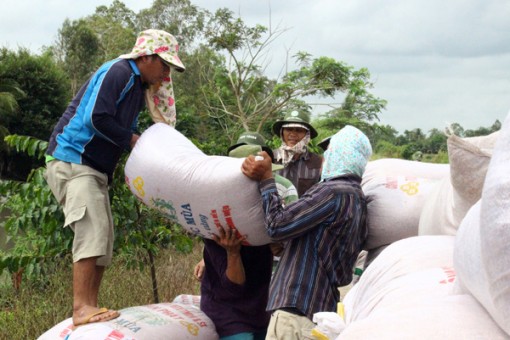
top-left (212, 227), bottom-right (245, 255)
top-left (193, 259), bottom-right (205, 281)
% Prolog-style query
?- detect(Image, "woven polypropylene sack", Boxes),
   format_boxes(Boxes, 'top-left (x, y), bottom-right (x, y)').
top-left (124, 123), bottom-right (271, 246)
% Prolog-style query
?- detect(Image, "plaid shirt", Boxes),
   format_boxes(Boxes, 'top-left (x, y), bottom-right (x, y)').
top-left (259, 174), bottom-right (368, 320)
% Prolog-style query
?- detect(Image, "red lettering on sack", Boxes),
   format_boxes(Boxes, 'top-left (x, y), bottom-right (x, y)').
top-left (439, 267), bottom-right (456, 284)
top-left (58, 324), bottom-right (73, 338)
top-left (223, 205), bottom-right (251, 245)
top-left (211, 207), bottom-right (250, 245)
top-left (222, 205), bottom-right (243, 238)
top-left (210, 210), bottom-right (223, 231)
top-left (106, 330), bottom-right (126, 340)
top-left (385, 177), bottom-right (398, 189)
top-left (172, 304), bottom-right (208, 327)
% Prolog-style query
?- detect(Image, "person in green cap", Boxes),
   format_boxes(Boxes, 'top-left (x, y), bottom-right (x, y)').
top-left (227, 131), bottom-right (298, 204)
top-left (193, 132), bottom-right (298, 340)
top-left (272, 110), bottom-right (323, 197)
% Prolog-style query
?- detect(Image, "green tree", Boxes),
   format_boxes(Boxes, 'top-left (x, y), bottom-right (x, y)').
top-left (199, 8), bottom-right (386, 141)
top-left (136, 0), bottom-right (207, 48)
top-left (0, 76), bottom-right (26, 175)
top-left (0, 135), bottom-right (66, 280)
top-left (447, 122), bottom-right (465, 137)
top-left (51, 19), bottom-right (102, 95)
top-left (0, 48), bottom-right (70, 180)
top-left (0, 49), bottom-right (70, 140)
top-left (0, 77), bottom-right (25, 119)
top-left (87, 1), bottom-right (138, 61)
top-left (424, 128), bottom-right (447, 154)
top-left (0, 135), bottom-right (193, 302)
top-left (374, 140), bottom-right (404, 159)
top-left (464, 119), bottom-right (501, 137)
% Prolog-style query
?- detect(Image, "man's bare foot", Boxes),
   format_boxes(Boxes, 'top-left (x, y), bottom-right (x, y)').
top-left (73, 306), bottom-right (120, 326)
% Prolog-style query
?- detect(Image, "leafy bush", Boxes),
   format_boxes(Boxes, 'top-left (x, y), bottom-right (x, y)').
top-left (0, 134), bottom-right (196, 305)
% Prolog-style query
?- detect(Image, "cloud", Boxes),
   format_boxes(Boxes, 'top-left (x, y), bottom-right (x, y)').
top-left (2, 0), bottom-right (509, 133)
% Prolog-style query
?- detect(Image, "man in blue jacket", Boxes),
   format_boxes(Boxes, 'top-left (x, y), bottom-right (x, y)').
top-left (44, 29), bottom-right (185, 326)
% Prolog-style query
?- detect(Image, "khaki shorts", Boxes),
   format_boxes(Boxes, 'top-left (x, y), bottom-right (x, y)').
top-left (44, 160), bottom-right (114, 266)
top-left (265, 310), bottom-right (316, 340)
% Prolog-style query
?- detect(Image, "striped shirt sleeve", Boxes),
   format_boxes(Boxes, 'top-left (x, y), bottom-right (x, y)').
top-left (259, 178), bottom-right (336, 240)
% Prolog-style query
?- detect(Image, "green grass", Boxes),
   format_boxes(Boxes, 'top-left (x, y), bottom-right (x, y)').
top-left (0, 242), bottom-right (203, 340)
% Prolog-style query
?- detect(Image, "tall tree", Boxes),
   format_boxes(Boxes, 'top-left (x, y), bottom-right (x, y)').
top-left (88, 1), bottom-right (138, 61)
top-left (0, 48), bottom-right (70, 180)
top-left (199, 8), bottom-right (386, 140)
top-left (0, 76), bottom-right (26, 176)
top-left (52, 19), bottom-right (101, 95)
top-left (136, 0), bottom-right (207, 48)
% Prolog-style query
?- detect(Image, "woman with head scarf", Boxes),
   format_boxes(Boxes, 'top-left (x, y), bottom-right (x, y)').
top-left (241, 125), bottom-right (372, 340)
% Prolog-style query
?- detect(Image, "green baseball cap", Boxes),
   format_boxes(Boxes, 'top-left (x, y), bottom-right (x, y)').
top-left (228, 145), bottom-right (284, 171)
top-left (227, 131), bottom-right (274, 160)
top-left (272, 110), bottom-right (318, 139)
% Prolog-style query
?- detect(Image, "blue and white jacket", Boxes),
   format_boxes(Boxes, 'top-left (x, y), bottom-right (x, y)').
top-left (47, 59), bottom-right (145, 183)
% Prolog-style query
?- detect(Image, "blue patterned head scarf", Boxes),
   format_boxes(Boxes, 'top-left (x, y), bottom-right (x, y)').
top-left (321, 125), bottom-right (372, 181)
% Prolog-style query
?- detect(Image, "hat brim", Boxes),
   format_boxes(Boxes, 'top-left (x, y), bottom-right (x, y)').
top-left (272, 121), bottom-right (318, 139)
top-left (227, 143), bottom-right (275, 161)
top-left (160, 54), bottom-right (185, 73)
top-left (119, 52), bottom-right (185, 73)
top-left (227, 142), bottom-right (245, 154)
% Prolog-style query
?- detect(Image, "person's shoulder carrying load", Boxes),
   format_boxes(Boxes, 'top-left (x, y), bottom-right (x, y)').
top-left (125, 123), bottom-right (271, 246)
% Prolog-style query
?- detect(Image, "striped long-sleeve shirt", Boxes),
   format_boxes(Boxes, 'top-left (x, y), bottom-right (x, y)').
top-left (259, 174), bottom-right (368, 320)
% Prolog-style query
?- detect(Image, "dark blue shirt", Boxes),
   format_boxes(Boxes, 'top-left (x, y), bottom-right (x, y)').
top-left (47, 59), bottom-right (145, 182)
top-left (200, 239), bottom-right (273, 337)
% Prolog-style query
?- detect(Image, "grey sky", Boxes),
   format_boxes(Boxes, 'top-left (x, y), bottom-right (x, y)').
top-left (2, 0), bottom-right (510, 134)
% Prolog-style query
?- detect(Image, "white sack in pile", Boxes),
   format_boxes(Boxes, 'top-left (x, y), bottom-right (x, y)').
top-left (173, 294), bottom-right (201, 308)
top-left (38, 303), bottom-right (219, 340)
top-left (124, 123), bottom-right (271, 246)
top-left (418, 131), bottom-right (499, 236)
top-left (361, 159), bottom-right (449, 250)
top-left (454, 111), bottom-right (510, 336)
top-left (340, 236), bottom-right (507, 339)
top-left (343, 236), bottom-right (456, 323)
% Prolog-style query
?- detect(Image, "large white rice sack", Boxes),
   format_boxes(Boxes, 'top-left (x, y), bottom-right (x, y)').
top-left (340, 294), bottom-right (507, 339)
top-left (38, 302), bottom-right (218, 340)
top-left (454, 111), bottom-right (510, 336)
top-left (418, 131), bottom-right (499, 236)
top-left (340, 236), bottom-right (506, 339)
top-left (124, 123), bottom-right (271, 246)
top-left (479, 113), bottom-right (510, 335)
top-left (361, 159), bottom-right (449, 250)
top-left (343, 236), bottom-right (456, 322)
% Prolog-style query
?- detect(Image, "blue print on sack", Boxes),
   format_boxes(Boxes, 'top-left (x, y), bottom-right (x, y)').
top-left (199, 214), bottom-right (211, 231)
top-left (181, 203), bottom-right (197, 226)
top-left (113, 318), bottom-right (142, 332)
top-left (151, 198), bottom-right (178, 223)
